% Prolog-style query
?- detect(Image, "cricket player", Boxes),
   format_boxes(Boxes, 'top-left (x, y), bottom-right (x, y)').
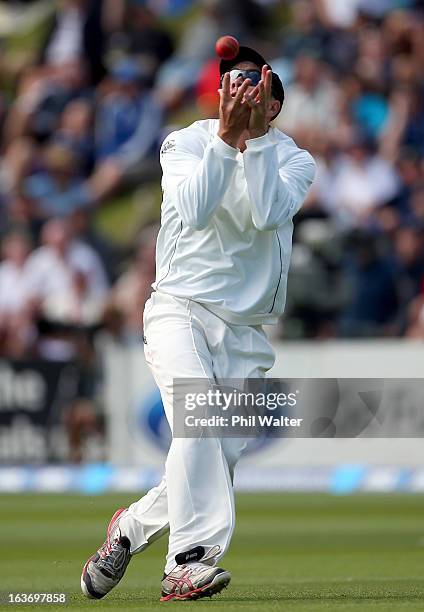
top-left (81, 46), bottom-right (315, 602)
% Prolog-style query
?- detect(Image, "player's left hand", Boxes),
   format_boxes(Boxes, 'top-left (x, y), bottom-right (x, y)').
top-left (244, 65), bottom-right (272, 139)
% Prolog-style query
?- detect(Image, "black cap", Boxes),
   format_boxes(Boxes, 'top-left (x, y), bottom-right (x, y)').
top-left (219, 46), bottom-right (269, 76)
top-left (219, 45), bottom-right (284, 117)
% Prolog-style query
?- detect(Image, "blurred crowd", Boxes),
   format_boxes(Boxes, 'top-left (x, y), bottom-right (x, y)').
top-left (274, 0), bottom-right (424, 340)
top-left (1, 0), bottom-right (423, 350)
top-left (0, 1), bottom-right (423, 456)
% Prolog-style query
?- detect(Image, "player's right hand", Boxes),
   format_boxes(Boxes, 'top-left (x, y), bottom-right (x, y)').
top-left (217, 73), bottom-right (252, 149)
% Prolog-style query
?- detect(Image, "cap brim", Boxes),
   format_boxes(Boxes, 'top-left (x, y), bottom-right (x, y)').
top-left (219, 46), bottom-right (271, 76)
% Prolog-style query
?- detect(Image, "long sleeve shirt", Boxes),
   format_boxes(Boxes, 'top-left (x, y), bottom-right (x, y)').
top-left (153, 118), bottom-right (316, 325)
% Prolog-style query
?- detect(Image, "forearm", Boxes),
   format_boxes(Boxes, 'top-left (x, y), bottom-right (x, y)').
top-left (244, 135), bottom-right (290, 230)
top-left (244, 134), bottom-right (316, 230)
top-left (173, 135), bottom-right (238, 230)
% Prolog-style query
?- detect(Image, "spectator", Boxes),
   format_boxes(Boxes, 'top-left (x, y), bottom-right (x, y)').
top-left (319, 136), bottom-right (399, 229)
top-left (381, 87), bottom-right (424, 162)
top-left (112, 2), bottom-right (175, 83)
top-left (24, 140), bottom-right (91, 217)
top-left (280, 0), bottom-right (327, 62)
top-left (0, 229), bottom-right (34, 358)
top-left (275, 52), bottom-right (340, 141)
top-left (86, 57), bottom-right (164, 203)
top-left (38, 0), bottom-right (107, 86)
top-left (25, 218), bottom-right (108, 327)
top-left (385, 150), bottom-right (422, 222)
top-left (339, 232), bottom-right (399, 337)
top-left (4, 191), bottom-right (42, 240)
top-left (2, 0), bottom-right (110, 145)
top-left (53, 98), bottom-right (95, 175)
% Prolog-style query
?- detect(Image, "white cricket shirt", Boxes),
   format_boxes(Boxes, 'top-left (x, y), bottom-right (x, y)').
top-left (153, 119), bottom-right (315, 325)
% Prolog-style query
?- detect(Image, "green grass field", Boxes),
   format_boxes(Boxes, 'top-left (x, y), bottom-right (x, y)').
top-left (1, 493), bottom-right (424, 611)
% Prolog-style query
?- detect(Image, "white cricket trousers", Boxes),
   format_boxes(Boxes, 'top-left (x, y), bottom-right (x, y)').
top-left (119, 291), bottom-right (275, 574)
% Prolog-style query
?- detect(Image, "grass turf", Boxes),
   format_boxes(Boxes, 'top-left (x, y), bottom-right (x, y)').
top-left (1, 493), bottom-right (424, 611)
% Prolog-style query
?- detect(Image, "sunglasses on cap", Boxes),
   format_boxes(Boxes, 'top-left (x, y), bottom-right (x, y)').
top-left (221, 69), bottom-right (262, 87)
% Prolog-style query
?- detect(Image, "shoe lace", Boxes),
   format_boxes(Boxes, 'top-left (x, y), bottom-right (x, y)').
top-left (98, 537), bottom-right (126, 574)
top-left (166, 563), bottom-right (205, 592)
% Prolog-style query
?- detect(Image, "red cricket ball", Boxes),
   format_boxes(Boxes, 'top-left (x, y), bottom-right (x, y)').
top-left (215, 36), bottom-right (240, 61)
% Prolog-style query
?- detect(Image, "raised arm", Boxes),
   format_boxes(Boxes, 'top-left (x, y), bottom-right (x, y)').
top-left (160, 130), bottom-right (239, 231)
top-left (160, 74), bottom-right (253, 231)
top-left (242, 64), bottom-right (315, 230)
top-left (243, 137), bottom-right (316, 230)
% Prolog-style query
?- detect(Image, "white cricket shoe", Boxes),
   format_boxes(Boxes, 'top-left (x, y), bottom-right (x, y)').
top-left (160, 562), bottom-right (231, 601)
top-left (81, 507), bottom-right (131, 599)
